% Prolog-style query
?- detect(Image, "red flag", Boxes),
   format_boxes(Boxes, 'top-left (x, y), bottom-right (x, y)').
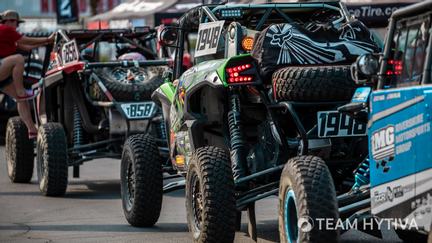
top-left (79, 0), bottom-right (87, 12)
top-left (41, 0), bottom-right (49, 13)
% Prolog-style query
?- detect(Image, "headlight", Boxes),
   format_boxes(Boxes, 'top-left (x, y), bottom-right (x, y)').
top-left (357, 54), bottom-right (379, 76)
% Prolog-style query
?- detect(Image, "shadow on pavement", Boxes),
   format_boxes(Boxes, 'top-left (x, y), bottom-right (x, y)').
top-left (0, 191), bottom-right (41, 196)
top-left (240, 219), bottom-right (278, 243)
top-left (65, 180), bottom-right (121, 200)
top-left (0, 223), bottom-right (188, 233)
top-left (164, 189), bottom-right (185, 198)
top-left (0, 180), bottom-right (186, 200)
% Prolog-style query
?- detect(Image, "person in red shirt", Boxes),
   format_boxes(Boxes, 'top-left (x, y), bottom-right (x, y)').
top-left (0, 10), bottom-right (54, 138)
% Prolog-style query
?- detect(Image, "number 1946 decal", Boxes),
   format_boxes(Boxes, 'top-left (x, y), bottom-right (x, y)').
top-left (318, 111), bottom-right (366, 138)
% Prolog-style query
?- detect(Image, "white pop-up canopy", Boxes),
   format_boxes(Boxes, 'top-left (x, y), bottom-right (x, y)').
top-left (89, 0), bottom-right (176, 21)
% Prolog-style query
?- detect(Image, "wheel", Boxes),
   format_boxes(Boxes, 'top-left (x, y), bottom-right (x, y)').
top-left (396, 229), bottom-right (427, 242)
top-left (279, 155), bottom-right (339, 243)
top-left (5, 117), bottom-right (34, 183)
top-left (186, 146), bottom-right (236, 243)
top-left (36, 123), bottom-right (68, 196)
top-left (121, 134), bottom-right (163, 227)
top-left (273, 65), bottom-right (356, 101)
top-left (92, 68), bottom-right (164, 101)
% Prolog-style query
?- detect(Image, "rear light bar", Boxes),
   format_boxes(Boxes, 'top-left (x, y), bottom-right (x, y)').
top-left (386, 59), bottom-right (403, 75)
top-left (226, 63), bottom-right (254, 84)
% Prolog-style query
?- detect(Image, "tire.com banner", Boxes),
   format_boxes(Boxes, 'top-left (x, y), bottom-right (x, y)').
top-left (56, 0), bottom-right (79, 24)
top-left (347, 3), bottom-right (414, 28)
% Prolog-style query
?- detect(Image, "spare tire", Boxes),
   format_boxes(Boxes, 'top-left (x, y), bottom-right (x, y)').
top-left (92, 67), bottom-right (164, 102)
top-left (272, 65), bottom-right (357, 102)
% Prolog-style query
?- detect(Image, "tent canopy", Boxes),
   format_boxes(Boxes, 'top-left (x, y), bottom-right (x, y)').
top-left (89, 0), bottom-right (176, 21)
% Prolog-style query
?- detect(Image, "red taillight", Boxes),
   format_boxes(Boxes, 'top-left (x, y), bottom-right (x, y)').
top-left (226, 63), bottom-right (253, 84)
top-left (387, 59), bottom-right (403, 75)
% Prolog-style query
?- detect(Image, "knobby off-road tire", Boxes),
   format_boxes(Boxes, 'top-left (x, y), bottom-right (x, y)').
top-left (279, 155), bottom-right (339, 243)
top-left (37, 123), bottom-right (68, 196)
top-left (273, 65), bottom-right (357, 102)
top-left (186, 146), bottom-right (236, 243)
top-left (396, 229), bottom-right (427, 243)
top-left (121, 134), bottom-right (163, 227)
top-left (5, 117), bottom-right (34, 183)
top-left (428, 229), bottom-right (432, 243)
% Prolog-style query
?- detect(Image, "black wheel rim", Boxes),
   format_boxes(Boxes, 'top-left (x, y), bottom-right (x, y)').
top-left (125, 156), bottom-right (135, 211)
top-left (190, 171), bottom-right (203, 235)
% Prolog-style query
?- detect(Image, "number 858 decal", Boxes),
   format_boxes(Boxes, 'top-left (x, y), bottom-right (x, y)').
top-left (317, 111), bottom-right (366, 138)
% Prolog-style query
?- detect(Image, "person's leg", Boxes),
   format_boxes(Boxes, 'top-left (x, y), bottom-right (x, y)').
top-left (1, 84), bottom-right (37, 136)
top-left (0, 55), bottom-right (17, 80)
top-left (10, 55), bottom-right (26, 97)
top-left (0, 54), bottom-right (27, 97)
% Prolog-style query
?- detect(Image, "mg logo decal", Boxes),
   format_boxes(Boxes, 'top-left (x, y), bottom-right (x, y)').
top-left (371, 126), bottom-right (395, 160)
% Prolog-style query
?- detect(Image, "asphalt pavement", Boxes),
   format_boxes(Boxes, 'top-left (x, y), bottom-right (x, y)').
top-left (0, 146), bottom-right (403, 243)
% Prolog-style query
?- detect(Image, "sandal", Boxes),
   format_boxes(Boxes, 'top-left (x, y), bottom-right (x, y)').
top-left (16, 89), bottom-right (36, 101)
top-left (28, 131), bottom-right (37, 140)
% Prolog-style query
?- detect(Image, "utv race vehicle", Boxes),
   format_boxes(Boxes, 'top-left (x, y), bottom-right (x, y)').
top-left (280, 1), bottom-right (432, 242)
top-left (120, 2), bottom-right (380, 241)
top-left (5, 27), bottom-right (170, 197)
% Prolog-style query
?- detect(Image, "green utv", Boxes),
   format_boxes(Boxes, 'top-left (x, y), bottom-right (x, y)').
top-left (120, 2), bottom-right (381, 242)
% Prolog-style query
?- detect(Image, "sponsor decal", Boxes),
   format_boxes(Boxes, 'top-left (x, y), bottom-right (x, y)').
top-left (386, 92), bottom-right (401, 100)
top-left (266, 23), bottom-right (376, 65)
top-left (371, 126), bottom-right (395, 161)
top-left (373, 95), bottom-right (385, 102)
top-left (374, 185), bottom-right (409, 207)
top-left (347, 3), bottom-right (412, 27)
top-left (370, 115), bottom-right (429, 166)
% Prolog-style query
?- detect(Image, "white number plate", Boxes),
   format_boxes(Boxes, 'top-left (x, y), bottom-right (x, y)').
top-left (61, 39), bottom-right (79, 65)
top-left (317, 111), bottom-right (366, 138)
top-left (195, 21), bottom-right (225, 58)
top-left (121, 102), bottom-right (155, 119)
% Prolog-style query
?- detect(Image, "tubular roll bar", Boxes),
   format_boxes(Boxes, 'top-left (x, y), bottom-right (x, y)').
top-left (85, 59), bottom-right (171, 69)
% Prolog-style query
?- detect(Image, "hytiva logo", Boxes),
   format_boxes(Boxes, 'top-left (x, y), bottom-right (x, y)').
top-left (371, 126), bottom-right (395, 160)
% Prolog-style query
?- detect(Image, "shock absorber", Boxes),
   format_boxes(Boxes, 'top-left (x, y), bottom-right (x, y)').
top-left (73, 104), bottom-right (83, 147)
top-left (352, 158), bottom-right (370, 191)
top-left (228, 92), bottom-right (248, 180)
top-left (72, 104), bottom-right (83, 178)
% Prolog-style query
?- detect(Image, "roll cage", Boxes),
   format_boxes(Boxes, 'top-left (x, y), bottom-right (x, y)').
top-left (377, 0), bottom-right (432, 88)
top-left (173, 2), bottom-right (352, 78)
top-left (40, 27), bottom-right (164, 84)
top-left (53, 27), bottom-right (158, 62)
